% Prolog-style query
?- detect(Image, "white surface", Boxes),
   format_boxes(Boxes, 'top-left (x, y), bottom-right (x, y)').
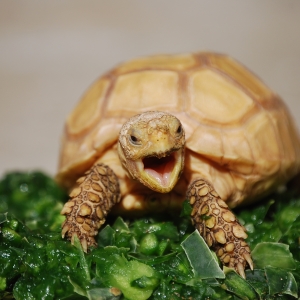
top-left (1, 1), bottom-right (300, 177)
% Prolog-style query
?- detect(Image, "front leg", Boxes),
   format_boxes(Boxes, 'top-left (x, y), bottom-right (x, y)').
top-left (187, 179), bottom-right (253, 278)
top-left (61, 163), bottom-right (121, 252)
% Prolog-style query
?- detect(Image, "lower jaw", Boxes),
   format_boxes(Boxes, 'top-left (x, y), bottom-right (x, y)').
top-left (127, 150), bottom-right (184, 193)
top-left (139, 179), bottom-right (174, 193)
top-left (140, 167), bottom-right (182, 193)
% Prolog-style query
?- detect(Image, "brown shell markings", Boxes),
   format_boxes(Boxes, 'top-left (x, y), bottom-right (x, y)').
top-left (57, 52), bottom-right (300, 208)
top-left (58, 52), bottom-right (300, 277)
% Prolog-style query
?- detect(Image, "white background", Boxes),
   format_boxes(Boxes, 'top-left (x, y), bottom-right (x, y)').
top-left (1, 1), bottom-right (300, 177)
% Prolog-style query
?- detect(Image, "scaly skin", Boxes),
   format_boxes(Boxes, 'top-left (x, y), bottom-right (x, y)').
top-left (187, 179), bottom-right (253, 278)
top-left (61, 112), bottom-right (253, 277)
top-left (61, 163), bottom-right (121, 252)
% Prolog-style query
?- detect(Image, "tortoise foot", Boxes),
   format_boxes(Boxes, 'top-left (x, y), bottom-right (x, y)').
top-left (61, 220), bottom-right (99, 252)
top-left (187, 179), bottom-right (253, 278)
top-left (61, 163), bottom-right (121, 251)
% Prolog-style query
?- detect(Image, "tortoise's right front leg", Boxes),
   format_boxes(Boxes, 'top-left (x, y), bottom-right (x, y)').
top-left (61, 163), bottom-right (121, 252)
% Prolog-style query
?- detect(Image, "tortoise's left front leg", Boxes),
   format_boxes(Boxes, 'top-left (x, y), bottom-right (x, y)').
top-left (187, 179), bottom-right (253, 278)
top-left (61, 163), bottom-right (121, 252)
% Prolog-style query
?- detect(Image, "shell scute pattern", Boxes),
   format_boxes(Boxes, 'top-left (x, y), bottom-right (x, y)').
top-left (58, 53), bottom-right (300, 202)
top-left (58, 52), bottom-right (300, 277)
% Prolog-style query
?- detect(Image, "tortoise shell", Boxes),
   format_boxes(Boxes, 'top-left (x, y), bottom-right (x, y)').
top-left (57, 52), bottom-right (300, 208)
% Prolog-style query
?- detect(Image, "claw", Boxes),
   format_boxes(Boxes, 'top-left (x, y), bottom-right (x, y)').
top-left (237, 262), bottom-right (246, 279)
top-left (243, 252), bottom-right (253, 270)
top-left (60, 205), bottom-right (72, 215)
top-left (81, 237), bottom-right (88, 253)
top-left (61, 224), bottom-right (69, 238)
top-left (71, 233), bottom-right (78, 245)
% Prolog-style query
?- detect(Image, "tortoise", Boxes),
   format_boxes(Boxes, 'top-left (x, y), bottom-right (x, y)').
top-left (57, 52), bottom-right (300, 278)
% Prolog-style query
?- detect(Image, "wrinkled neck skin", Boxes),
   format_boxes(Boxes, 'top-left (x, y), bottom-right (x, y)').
top-left (118, 111), bottom-right (185, 193)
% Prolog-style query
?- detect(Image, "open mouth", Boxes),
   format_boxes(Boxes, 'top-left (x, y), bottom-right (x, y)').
top-left (142, 152), bottom-right (176, 187)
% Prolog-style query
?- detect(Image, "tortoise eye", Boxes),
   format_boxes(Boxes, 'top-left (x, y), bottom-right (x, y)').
top-left (176, 124), bottom-right (182, 135)
top-left (129, 135), bottom-right (140, 145)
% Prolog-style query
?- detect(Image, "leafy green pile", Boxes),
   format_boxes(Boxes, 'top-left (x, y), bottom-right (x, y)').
top-left (0, 171), bottom-right (300, 299)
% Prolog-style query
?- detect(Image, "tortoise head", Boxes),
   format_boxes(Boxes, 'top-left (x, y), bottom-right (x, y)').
top-left (118, 111), bottom-right (185, 193)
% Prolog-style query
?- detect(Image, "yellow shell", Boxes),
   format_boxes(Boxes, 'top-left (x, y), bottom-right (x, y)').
top-left (57, 52), bottom-right (300, 209)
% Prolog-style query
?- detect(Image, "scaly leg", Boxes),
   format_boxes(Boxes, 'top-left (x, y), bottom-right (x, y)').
top-left (61, 163), bottom-right (121, 252)
top-left (187, 179), bottom-right (253, 278)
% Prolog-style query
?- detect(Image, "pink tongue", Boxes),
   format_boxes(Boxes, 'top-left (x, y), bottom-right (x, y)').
top-left (144, 158), bottom-right (175, 186)
top-left (145, 169), bottom-right (170, 186)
